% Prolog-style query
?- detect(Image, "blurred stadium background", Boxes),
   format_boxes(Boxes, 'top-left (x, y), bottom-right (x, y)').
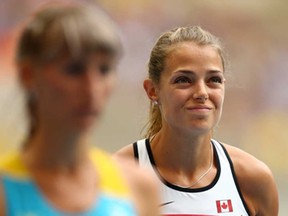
top-left (1, 0), bottom-right (287, 214)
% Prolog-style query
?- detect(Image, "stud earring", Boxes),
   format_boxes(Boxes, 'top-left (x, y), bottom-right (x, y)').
top-left (153, 100), bottom-right (158, 105)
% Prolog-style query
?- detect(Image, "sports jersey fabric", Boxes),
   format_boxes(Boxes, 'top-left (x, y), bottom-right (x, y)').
top-left (0, 148), bottom-right (136, 216)
top-left (133, 138), bottom-right (250, 216)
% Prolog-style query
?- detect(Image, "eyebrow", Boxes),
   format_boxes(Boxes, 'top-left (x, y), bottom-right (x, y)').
top-left (175, 69), bottom-right (223, 75)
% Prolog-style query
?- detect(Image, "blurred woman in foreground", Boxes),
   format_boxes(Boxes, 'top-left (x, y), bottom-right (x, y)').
top-left (0, 3), bottom-right (159, 216)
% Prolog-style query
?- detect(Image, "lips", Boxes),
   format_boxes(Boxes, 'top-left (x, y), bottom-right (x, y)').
top-left (77, 109), bottom-right (99, 117)
top-left (186, 105), bottom-right (212, 111)
top-left (185, 105), bottom-right (213, 116)
top-left (75, 106), bottom-right (100, 118)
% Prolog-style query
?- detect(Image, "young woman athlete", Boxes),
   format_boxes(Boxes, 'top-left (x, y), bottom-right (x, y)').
top-left (115, 26), bottom-right (278, 216)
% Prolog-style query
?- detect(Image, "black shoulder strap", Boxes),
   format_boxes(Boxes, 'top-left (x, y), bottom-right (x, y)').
top-left (219, 142), bottom-right (251, 215)
top-left (133, 142), bottom-right (139, 161)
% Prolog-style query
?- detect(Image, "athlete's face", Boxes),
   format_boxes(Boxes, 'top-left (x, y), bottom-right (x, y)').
top-left (24, 52), bottom-right (116, 133)
top-left (148, 42), bottom-right (225, 134)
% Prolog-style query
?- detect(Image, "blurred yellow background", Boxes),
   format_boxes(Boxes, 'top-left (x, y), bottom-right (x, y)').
top-left (1, 0), bottom-right (287, 214)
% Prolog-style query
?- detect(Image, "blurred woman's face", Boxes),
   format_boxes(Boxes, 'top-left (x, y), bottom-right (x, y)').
top-left (30, 52), bottom-right (116, 133)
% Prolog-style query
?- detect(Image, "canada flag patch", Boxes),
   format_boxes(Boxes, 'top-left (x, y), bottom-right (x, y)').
top-left (216, 199), bottom-right (233, 213)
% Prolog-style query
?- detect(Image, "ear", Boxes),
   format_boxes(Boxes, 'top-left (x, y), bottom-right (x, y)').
top-left (143, 79), bottom-right (159, 102)
top-left (18, 61), bottom-right (36, 91)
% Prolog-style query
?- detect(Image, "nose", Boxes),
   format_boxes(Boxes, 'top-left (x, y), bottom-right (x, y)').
top-left (193, 80), bottom-right (209, 102)
top-left (81, 69), bottom-right (104, 100)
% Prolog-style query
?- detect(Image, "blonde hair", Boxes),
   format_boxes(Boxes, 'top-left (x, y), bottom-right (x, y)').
top-left (16, 3), bottom-right (122, 65)
top-left (145, 26), bottom-right (226, 138)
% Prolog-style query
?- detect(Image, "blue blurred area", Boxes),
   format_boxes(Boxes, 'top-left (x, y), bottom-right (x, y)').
top-left (1, 0), bottom-right (287, 214)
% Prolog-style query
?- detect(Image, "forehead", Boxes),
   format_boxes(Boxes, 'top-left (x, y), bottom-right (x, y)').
top-left (40, 49), bottom-right (117, 66)
top-left (164, 42), bottom-right (223, 75)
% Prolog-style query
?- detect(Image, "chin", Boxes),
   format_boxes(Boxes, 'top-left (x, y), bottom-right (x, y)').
top-left (185, 122), bottom-right (213, 134)
top-left (190, 127), bottom-right (211, 134)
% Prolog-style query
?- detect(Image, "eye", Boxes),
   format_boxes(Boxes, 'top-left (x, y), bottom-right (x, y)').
top-left (99, 64), bottom-right (112, 75)
top-left (209, 76), bottom-right (225, 84)
top-left (63, 61), bottom-right (85, 76)
top-left (174, 76), bottom-right (192, 84)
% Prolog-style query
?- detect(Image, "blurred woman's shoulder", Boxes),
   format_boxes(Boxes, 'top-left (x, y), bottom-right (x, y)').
top-left (93, 147), bottom-right (160, 216)
top-left (113, 143), bottom-right (135, 160)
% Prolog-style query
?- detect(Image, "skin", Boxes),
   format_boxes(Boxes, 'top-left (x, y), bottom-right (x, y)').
top-left (28, 53), bottom-right (116, 135)
top-left (0, 52), bottom-right (160, 216)
top-left (115, 42), bottom-right (278, 216)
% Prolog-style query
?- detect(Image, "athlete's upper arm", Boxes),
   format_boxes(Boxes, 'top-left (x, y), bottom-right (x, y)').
top-left (225, 144), bottom-right (279, 216)
top-left (254, 165), bottom-right (278, 216)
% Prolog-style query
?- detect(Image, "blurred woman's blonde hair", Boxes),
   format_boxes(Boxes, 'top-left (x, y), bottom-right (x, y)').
top-left (16, 2), bottom-right (122, 65)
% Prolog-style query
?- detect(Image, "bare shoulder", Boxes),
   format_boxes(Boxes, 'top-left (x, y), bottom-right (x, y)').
top-left (113, 156), bottom-right (156, 188)
top-left (223, 143), bottom-right (278, 216)
top-left (223, 143), bottom-right (273, 180)
top-left (113, 143), bottom-right (135, 160)
top-left (113, 156), bottom-right (160, 216)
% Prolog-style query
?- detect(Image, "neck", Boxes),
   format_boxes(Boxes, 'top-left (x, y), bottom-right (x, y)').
top-left (151, 126), bottom-right (213, 173)
top-left (22, 127), bottom-right (91, 170)
top-left (151, 127), bottom-right (216, 188)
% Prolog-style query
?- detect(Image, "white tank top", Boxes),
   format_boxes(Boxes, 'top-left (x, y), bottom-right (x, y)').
top-left (133, 138), bottom-right (250, 216)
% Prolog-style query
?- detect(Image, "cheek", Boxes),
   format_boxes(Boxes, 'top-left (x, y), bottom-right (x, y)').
top-left (213, 90), bottom-right (225, 115)
top-left (95, 76), bottom-right (115, 108)
top-left (166, 88), bottom-right (190, 105)
top-left (36, 75), bottom-right (76, 109)
top-left (219, 90), bottom-right (225, 107)
top-left (159, 89), bottom-right (184, 118)
top-left (104, 75), bottom-right (116, 98)
top-left (49, 81), bottom-right (75, 101)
